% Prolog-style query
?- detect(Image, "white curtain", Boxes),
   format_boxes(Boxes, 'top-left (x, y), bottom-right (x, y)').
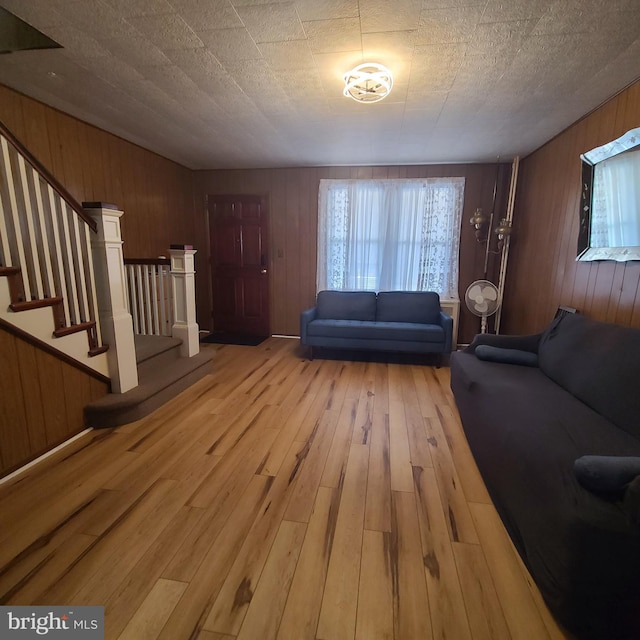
top-left (591, 148), bottom-right (640, 248)
top-left (317, 178), bottom-right (465, 298)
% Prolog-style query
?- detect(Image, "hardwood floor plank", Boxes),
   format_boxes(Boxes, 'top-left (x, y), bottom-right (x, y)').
top-left (364, 412), bottom-right (392, 533)
top-left (425, 415), bottom-right (479, 544)
top-left (117, 578), bottom-right (187, 640)
top-left (388, 400), bottom-right (414, 492)
top-left (351, 377), bottom-right (375, 445)
top-left (317, 444), bottom-right (369, 640)
top-left (156, 474), bottom-right (274, 640)
top-left (103, 505), bottom-right (205, 639)
top-left (452, 541), bottom-right (511, 640)
top-left (284, 409), bottom-right (341, 523)
top-left (469, 502), bottom-right (552, 640)
top-left (390, 490), bottom-right (433, 640)
top-left (277, 487), bottom-right (340, 640)
top-left (436, 403), bottom-right (492, 504)
top-left (203, 440), bottom-right (307, 635)
top-left (320, 397), bottom-right (358, 488)
top-left (355, 529), bottom-right (394, 640)
top-left (236, 520), bottom-right (306, 640)
top-left (413, 466), bottom-right (473, 640)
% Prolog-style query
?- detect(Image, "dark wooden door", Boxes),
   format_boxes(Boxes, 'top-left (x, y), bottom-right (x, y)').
top-left (208, 194), bottom-right (270, 336)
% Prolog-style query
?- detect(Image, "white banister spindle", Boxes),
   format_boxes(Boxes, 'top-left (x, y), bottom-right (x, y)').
top-left (135, 264), bottom-right (145, 333)
top-left (70, 202), bottom-right (90, 323)
top-left (32, 170), bottom-right (55, 297)
top-left (0, 173), bottom-right (12, 267)
top-left (17, 155), bottom-right (44, 299)
top-left (61, 204), bottom-right (80, 324)
top-left (48, 188), bottom-right (71, 326)
top-left (158, 265), bottom-right (167, 335)
top-left (143, 265), bottom-right (152, 335)
top-left (84, 223), bottom-right (102, 344)
top-left (150, 266), bottom-right (160, 335)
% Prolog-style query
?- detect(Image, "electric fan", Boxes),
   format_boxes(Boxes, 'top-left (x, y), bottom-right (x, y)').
top-left (465, 279), bottom-right (500, 333)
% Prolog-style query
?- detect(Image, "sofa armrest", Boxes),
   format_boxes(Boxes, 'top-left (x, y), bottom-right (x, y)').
top-left (464, 332), bottom-right (543, 354)
top-left (300, 307), bottom-right (317, 345)
top-left (438, 311), bottom-right (453, 353)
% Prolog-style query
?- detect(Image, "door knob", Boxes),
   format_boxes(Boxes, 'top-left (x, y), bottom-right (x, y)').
top-left (260, 269), bottom-right (267, 274)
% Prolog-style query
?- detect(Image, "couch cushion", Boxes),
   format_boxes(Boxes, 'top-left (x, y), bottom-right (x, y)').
top-left (538, 313), bottom-right (640, 439)
top-left (316, 290), bottom-right (376, 321)
top-left (307, 319), bottom-right (444, 343)
top-left (475, 345), bottom-right (539, 367)
top-left (376, 291), bottom-right (441, 324)
top-left (574, 455), bottom-right (640, 495)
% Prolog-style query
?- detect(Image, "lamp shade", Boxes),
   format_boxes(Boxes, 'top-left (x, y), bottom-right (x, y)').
top-left (343, 63), bottom-right (393, 103)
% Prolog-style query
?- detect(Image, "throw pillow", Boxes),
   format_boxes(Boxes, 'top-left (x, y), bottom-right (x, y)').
top-left (475, 345), bottom-right (539, 367)
top-left (574, 455), bottom-right (640, 494)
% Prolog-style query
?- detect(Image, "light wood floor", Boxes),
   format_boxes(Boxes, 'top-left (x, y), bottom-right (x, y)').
top-left (0, 338), bottom-right (570, 640)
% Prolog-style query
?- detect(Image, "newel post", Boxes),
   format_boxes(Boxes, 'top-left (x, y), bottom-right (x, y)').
top-left (170, 245), bottom-right (199, 357)
top-left (85, 203), bottom-right (138, 393)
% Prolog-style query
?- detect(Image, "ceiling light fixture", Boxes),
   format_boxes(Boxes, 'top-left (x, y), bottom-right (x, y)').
top-left (343, 63), bottom-right (393, 104)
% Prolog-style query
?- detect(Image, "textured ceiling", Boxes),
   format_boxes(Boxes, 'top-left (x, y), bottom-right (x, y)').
top-left (0, 0), bottom-right (639, 169)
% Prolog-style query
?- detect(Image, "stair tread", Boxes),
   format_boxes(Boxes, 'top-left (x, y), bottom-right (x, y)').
top-left (134, 334), bottom-right (182, 364)
top-left (85, 349), bottom-right (214, 412)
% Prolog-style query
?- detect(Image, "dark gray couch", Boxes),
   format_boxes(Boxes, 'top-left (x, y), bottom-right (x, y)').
top-left (300, 290), bottom-right (452, 361)
top-left (450, 312), bottom-right (640, 639)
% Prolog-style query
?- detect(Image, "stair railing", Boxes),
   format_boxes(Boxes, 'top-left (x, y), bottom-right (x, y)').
top-left (124, 247), bottom-right (200, 358)
top-left (124, 258), bottom-right (174, 337)
top-left (0, 119), bottom-right (104, 353)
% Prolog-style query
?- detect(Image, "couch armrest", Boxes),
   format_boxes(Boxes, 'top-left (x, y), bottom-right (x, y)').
top-left (464, 332), bottom-right (543, 354)
top-left (438, 311), bottom-right (453, 353)
top-left (300, 307), bottom-right (317, 345)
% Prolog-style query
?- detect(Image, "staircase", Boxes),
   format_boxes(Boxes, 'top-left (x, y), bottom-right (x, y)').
top-left (1, 117), bottom-right (214, 447)
top-left (84, 334), bottom-right (213, 428)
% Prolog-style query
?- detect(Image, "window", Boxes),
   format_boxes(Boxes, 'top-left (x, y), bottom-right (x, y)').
top-left (317, 178), bottom-right (465, 298)
top-left (590, 148), bottom-right (640, 248)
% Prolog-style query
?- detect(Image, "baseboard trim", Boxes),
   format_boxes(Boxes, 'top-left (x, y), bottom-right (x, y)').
top-left (0, 428), bottom-right (93, 486)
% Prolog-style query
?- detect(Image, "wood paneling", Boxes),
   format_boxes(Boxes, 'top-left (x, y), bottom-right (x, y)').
top-left (504, 78), bottom-right (640, 335)
top-left (0, 326), bottom-right (108, 477)
top-left (0, 84), bottom-right (196, 260)
top-left (196, 164), bottom-right (511, 340)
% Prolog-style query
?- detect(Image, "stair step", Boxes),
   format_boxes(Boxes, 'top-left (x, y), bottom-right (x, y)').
top-left (83, 345), bottom-right (214, 429)
top-left (9, 297), bottom-right (63, 312)
top-left (135, 334), bottom-right (182, 378)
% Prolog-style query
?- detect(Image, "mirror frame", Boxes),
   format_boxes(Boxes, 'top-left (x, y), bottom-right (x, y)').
top-left (577, 127), bottom-right (640, 262)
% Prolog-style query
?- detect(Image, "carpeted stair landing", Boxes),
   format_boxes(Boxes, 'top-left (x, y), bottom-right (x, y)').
top-left (84, 334), bottom-right (214, 429)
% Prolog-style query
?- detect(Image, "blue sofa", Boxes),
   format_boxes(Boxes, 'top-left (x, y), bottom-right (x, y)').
top-left (300, 290), bottom-right (453, 362)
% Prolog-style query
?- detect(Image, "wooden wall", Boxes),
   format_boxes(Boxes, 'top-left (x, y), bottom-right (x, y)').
top-left (0, 84), bottom-right (196, 259)
top-left (0, 325), bottom-right (108, 477)
top-left (503, 79), bottom-right (640, 335)
top-left (196, 164), bottom-right (511, 341)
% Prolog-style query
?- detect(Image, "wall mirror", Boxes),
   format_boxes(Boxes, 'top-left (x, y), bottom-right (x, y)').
top-left (577, 127), bottom-right (640, 261)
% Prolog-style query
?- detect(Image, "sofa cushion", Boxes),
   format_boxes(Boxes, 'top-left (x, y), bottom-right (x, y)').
top-left (574, 456), bottom-right (640, 495)
top-left (376, 291), bottom-right (441, 324)
top-left (538, 313), bottom-right (640, 439)
top-left (475, 345), bottom-right (539, 367)
top-left (316, 290), bottom-right (376, 321)
top-left (307, 319), bottom-right (445, 343)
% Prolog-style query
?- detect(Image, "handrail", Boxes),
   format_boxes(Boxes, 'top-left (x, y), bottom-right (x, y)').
top-left (0, 118), bottom-right (97, 233)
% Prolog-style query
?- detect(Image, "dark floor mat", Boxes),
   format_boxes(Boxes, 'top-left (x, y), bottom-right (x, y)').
top-left (201, 332), bottom-right (267, 346)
